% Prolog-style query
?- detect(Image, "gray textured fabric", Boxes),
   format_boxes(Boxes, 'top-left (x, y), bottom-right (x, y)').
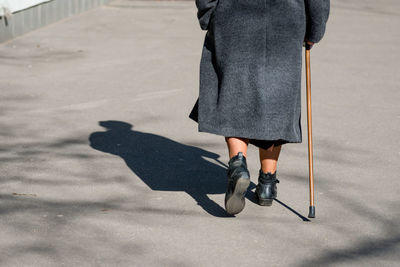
top-left (189, 0), bottom-right (330, 143)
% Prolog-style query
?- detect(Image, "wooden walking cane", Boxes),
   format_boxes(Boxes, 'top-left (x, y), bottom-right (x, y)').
top-left (305, 43), bottom-right (315, 218)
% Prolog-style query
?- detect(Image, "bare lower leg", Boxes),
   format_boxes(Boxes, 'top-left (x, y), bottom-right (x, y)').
top-left (259, 145), bottom-right (282, 173)
top-left (225, 137), bottom-right (249, 159)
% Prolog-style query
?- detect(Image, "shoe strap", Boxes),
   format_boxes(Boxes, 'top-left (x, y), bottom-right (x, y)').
top-left (258, 170), bottom-right (279, 184)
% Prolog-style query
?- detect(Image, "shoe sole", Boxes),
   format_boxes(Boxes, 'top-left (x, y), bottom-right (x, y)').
top-left (255, 194), bottom-right (274, 206)
top-left (225, 177), bottom-right (250, 215)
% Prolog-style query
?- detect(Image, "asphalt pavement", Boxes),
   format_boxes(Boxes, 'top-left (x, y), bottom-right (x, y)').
top-left (0, 0), bottom-right (399, 266)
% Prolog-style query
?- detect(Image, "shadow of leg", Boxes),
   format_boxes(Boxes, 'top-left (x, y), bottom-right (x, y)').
top-left (245, 182), bottom-right (258, 204)
top-left (187, 191), bottom-right (234, 218)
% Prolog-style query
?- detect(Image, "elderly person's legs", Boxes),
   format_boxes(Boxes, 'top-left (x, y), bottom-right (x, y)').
top-left (225, 137), bottom-right (249, 158)
top-left (224, 137), bottom-right (250, 215)
top-left (259, 144), bottom-right (281, 174)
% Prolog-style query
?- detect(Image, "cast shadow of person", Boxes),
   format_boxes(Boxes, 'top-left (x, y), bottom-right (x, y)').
top-left (89, 120), bottom-right (235, 217)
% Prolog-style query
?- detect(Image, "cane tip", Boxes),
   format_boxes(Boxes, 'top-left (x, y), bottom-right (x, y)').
top-left (308, 206), bottom-right (315, 218)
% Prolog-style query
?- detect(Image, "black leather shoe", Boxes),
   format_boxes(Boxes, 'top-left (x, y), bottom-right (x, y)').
top-left (255, 170), bottom-right (280, 206)
top-left (224, 152), bottom-right (250, 215)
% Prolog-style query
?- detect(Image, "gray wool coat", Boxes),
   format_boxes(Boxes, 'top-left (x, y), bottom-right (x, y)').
top-left (189, 0), bottom-right (330, 143)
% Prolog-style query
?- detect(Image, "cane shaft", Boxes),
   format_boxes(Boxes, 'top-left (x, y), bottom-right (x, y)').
top-left (305, 48), bottom-right (315, 212)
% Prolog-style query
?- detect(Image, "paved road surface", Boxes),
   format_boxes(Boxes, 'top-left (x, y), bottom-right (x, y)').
top-left (0, 0), bottom-right (399, 266)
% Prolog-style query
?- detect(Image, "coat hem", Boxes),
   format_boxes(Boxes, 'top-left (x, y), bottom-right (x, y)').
top-left (197, 122), bottom-right (302, 144)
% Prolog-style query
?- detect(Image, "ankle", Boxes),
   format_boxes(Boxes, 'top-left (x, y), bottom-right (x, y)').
top-left (229, 151), bottom-right (246, 163)
top-left (258, 169), bottom-right (277, 183)
top-left (260, 168), bottom-right (276, 175)
top-left (229, 151), bottom-right (247, 159)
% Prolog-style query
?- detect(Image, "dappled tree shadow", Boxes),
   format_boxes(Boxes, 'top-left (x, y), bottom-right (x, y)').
top-left (290, 170), bottom-right (400, 265)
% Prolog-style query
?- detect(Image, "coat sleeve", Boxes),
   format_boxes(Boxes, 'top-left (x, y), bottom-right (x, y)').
top-left (304, 0), bottom-right (330, 43)
top-left (195, 0), bottom-right (219, 31)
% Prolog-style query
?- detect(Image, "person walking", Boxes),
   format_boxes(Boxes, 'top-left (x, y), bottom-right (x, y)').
top-left (189, 0), bottom-right (330, 215)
